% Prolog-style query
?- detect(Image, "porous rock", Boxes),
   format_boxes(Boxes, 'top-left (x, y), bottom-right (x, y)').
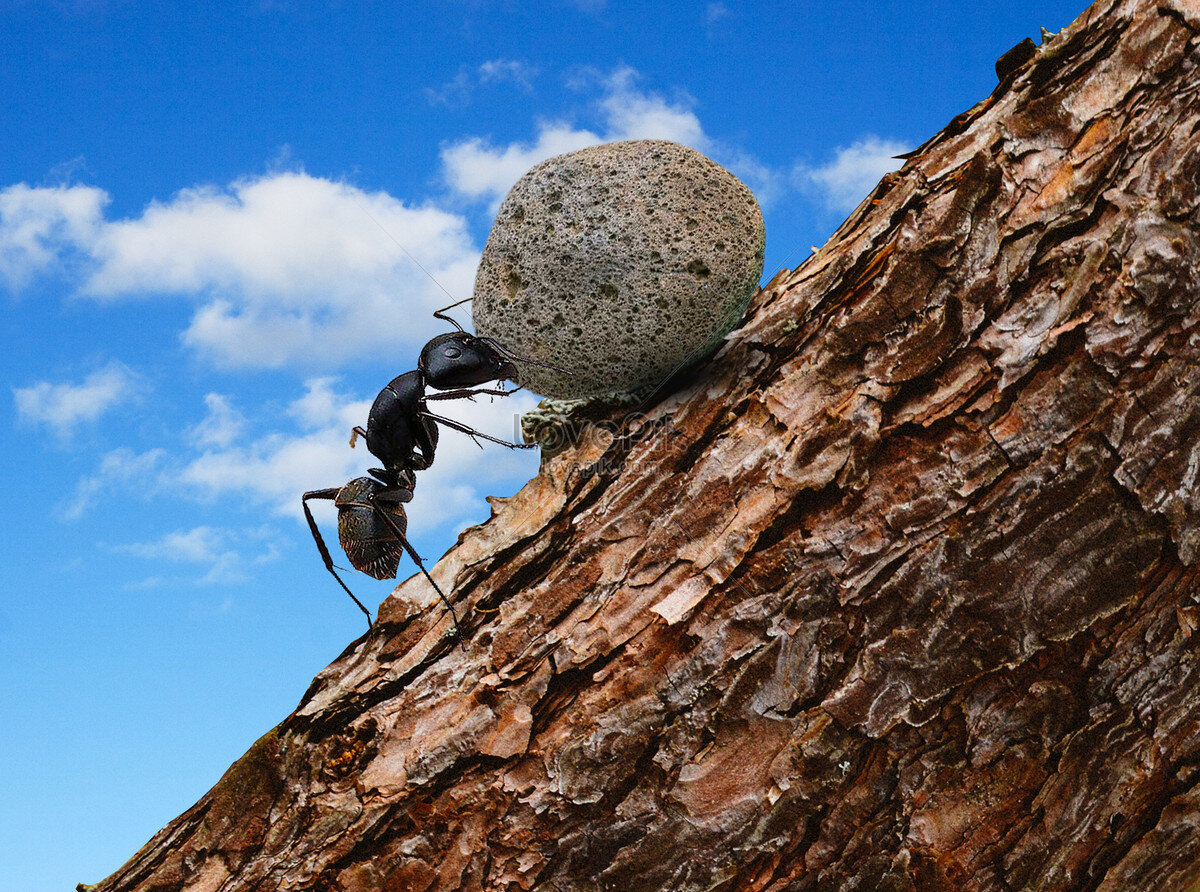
top-left (473, 140), bottom-right (765, 397)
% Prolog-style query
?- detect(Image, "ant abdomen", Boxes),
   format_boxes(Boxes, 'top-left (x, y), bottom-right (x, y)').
top-left (334, 477), bottom-right (408, 581)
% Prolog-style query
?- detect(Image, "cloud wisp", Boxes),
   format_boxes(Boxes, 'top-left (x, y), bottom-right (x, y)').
top-left (13, 361), bottom-right (143, 438)
top-left (441, 124), bottom-right (604, 208)
top-left (188, 393), bottom-right (247, 450)
top-left (179, 378), bottom-right (539, 525)
top-left (113, 524), bottom-right (286, 586)
top-left (61, 376), bottom-right (536, 528)
top-left (426, 59), bottom-right (539, 107)
top-left (0, 182), bottom-right (107, 290)
top-left (61, 445), bottom-right (167, 521)
top-left (436, 64), bottom-right (851, 214)
top-left (795, 135), bottom-right (910, 213)
top-left (114, 526), bottom-right (245, 585)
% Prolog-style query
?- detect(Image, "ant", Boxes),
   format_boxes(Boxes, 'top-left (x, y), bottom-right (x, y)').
top-left (302, 298), bottom-right (567, 634)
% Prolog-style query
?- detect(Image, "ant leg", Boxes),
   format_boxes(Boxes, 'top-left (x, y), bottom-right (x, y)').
top-left (423, 411), bottom-right (537, 449)
top-left (432, 296), bottom-right (473, 331)
top-left (369, 496), bottom-right (465, 646)
top-left (302, 490), bottom-right (374, 630)
top-left (425, 387), bottom-right (517, 401)
top-left (349, 426), bottom-right (367, 448)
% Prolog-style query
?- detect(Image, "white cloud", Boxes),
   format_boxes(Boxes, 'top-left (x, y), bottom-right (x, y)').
top-left (0, 183), bottom-right (107, 289)
top-left (61, 446), bottom-right (166, 520)
top-left (162, 376), bottom-right (535, 597)
top-left (179, 379), bottom-right (370, 517)
top-left (1, 173), bottom-right (482, 371)
top-left (82, 172), bottom-right (480, 368)
top-left (287, 375), bottom-right (365, 429)
top-left (441, 124), bottom-right (604, 207)
top-left (113, 524), bottom-right (285, 585)
top-left (13, 361), bottom-right (142, 437)
top-left (118, 525), bottom-right (228, 562)
top-left (187, 393), bottom-right (246, 449)
top-left (146, 375), bottom-right (540, 582)
top-left (441, 67), bottom-right (706, 209)
top-left (598, 67), bottom-right (705, 146)
top-left (427, 59), bottom-right (539, 107)
top-left (176, 378), bottom-right (539, 534)
top-left (796, 135), bottom-right (910, 213)
top-left (478, 59), bottom-right (538, 90)
top-left (59, 380), bottom-right (361, 522)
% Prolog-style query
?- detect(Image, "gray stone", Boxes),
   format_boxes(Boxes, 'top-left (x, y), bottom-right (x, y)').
top-left (473, 140), bottom-right (765, 397)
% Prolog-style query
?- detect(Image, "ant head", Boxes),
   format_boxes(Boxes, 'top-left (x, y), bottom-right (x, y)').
top-left (419, 332), bottom-right (519, 389)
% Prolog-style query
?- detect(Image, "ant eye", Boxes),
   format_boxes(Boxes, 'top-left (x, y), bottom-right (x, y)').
top-left (443, 345), bottom-right (462, 359)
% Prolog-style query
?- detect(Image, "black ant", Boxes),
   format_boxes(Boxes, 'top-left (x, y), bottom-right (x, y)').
top-left (302, 298), bottom-right (566, 634)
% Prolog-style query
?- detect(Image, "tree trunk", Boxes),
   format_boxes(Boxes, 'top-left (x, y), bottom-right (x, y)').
top-left (81, 0), bottom-right (1200, 889)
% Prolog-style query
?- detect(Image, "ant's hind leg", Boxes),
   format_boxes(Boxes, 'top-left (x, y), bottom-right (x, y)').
top-left (302, 490), bottom-right (374, 630)
top-left (370, 501), bottom-right (464, 646)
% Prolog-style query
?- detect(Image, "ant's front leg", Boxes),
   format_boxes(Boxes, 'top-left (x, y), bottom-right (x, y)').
top-left (425, 386), bottom-right (521, 402)
top-left (423, 411), bottom-right (538, 450)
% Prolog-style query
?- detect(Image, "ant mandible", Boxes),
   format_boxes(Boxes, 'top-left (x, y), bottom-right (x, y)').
top-left (302, 298), bottom-right (566, 635)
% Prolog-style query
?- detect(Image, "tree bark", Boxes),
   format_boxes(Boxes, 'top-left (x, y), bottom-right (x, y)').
top-left (82, 0), bottom-right (1200, 889)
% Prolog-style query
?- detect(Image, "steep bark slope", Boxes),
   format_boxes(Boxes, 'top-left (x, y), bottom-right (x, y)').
top-left (82, 0), bottom-right (1200, 889)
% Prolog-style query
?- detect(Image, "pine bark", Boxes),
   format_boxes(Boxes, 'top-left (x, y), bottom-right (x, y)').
top-left (82, 0), bottom-right (1200, 889)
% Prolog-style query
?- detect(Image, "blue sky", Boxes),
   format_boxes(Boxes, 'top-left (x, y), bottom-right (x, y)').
top-left (1, 2), bottom-right (1089, 888)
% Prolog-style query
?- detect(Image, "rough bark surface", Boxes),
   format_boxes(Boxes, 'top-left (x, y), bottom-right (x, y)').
top-left (83, 1), bottom-right (1200, 889)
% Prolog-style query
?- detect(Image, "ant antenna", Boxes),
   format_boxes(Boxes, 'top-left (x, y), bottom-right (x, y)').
top-left (483, 338), bottom-right (573, 375)
top-left (433, 296), bottom-right (473, 332)
top-left (354, 197), bottom-right (461, 305)
top-left (432, 300), bottom-right (574, 376)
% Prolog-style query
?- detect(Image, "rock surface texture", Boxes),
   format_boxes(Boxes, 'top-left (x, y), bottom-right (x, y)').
top-left (473, 140), bottom-right (766, 398)
top-left (81, 1), bottom-right (1200, 889)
